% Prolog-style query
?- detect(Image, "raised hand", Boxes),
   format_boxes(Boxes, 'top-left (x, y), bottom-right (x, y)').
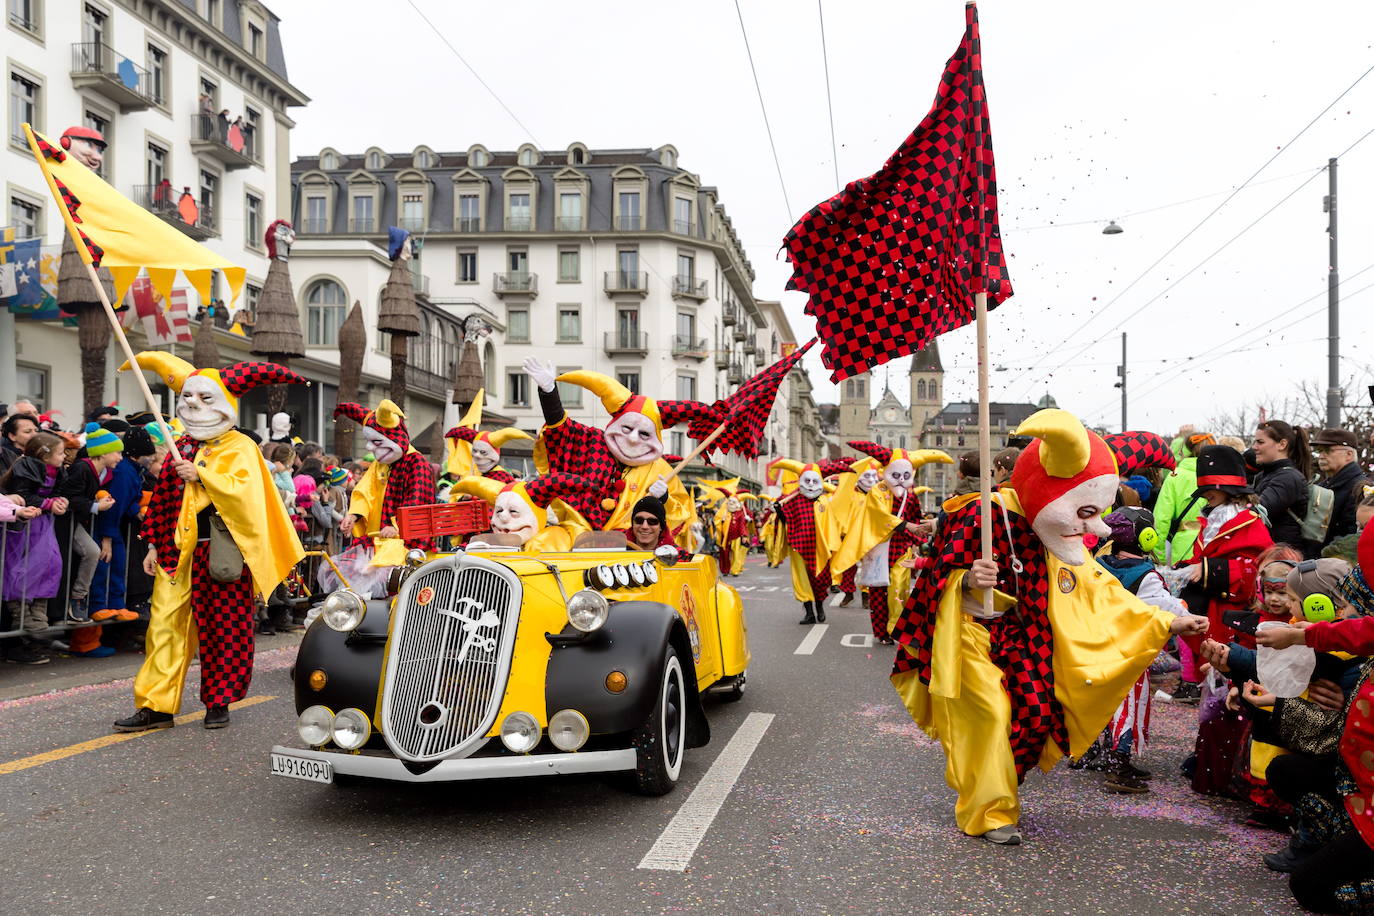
top-left (522, 357), bottom-right (557, 393)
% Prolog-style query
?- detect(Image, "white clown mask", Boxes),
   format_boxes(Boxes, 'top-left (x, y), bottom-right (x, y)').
top-left (883, 458), bottom-right (915, 495)
top-left (798, 469), bottom-right (824, 501)
top-left (178, 375), bottom-right (237, 441)
top-left (1029, 474), bottom-right (1118, 566)
top-left (491, 491), bottom-right (540, 544)
top-left (604, 412), bottom-right (664, 467)
top-left (471, 440), bottom-right (499, 474)
top-left (364, 428), bottom-right (404, 465)
top-left (726, 497), bottom-right (742, 513)
top-left (857, 469), bottom-right (880, 493)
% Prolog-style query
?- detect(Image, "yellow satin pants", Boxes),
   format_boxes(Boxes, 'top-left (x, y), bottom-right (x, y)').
top-left (132, 565), bottom-right (198, 714)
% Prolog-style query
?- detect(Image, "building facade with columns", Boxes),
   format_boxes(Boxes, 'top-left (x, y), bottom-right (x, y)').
top-left (4, 0), bottom-right (307, 421)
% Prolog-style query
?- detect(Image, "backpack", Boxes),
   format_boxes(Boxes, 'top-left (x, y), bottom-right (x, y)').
top-left (1290, 483), bottom-right (1335, 543)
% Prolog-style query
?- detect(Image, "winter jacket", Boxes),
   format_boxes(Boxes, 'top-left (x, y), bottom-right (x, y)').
top-left (57, 458), bottom-right (107, 532)
top-left (6, 456), bottom-right (63, 512)
top-left (1183, 505), bottom-right (1273, 646)
top-left (1319, 460), bottom-right (1369, 546)
top-left (94, 457), bottom-right (142, 540)
top-left (1152, 456), bottom-right (1201, 564)
top-left (1253, 458), bottom-right (1308, 548)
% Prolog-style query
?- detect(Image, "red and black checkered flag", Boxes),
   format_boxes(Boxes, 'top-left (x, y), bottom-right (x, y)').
top-left (688, 338), bottom-right (816, 459)
top-left (783, 3), bottom-right (1012, 383)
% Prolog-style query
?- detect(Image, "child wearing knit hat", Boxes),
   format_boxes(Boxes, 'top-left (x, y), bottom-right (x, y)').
top-left (54, 424), bottom-right (123, 646)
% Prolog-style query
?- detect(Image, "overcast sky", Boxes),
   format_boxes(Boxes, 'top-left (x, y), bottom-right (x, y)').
top-left (278, 0), bottom-right (1374, 436)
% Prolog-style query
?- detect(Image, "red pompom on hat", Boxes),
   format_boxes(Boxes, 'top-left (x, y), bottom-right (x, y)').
top-left (848, 439), bottom-right (894, 466)
top-left (1011, 409), bottom-right (1120, 525)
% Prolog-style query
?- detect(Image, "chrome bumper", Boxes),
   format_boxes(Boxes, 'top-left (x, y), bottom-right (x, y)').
top-left (270, 745), bottom-right (637, 783)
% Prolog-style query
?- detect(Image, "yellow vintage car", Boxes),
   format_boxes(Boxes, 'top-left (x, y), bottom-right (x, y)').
top-left (269, 539), bottom-right (749, 795)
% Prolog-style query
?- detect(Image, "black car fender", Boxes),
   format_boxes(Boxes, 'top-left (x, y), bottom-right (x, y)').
top-left (292, 599), bottom-right (392, 715)
top-left (544, 600), bottom-right (710, 748)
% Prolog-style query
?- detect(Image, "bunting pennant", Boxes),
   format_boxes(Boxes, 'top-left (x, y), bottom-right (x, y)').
top-left (782, 4), bottom-right (1011, 383)
top-left (21, 124), bottom-right (246, 306)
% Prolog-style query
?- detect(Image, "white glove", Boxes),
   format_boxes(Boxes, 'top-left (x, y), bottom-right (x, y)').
top-left (648, 477), bottom-right (669, 499)
top-left (523, 357), bottom-right (557, 393)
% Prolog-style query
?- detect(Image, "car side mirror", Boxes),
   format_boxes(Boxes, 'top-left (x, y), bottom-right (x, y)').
top-left (654, 545), bottom-right (679, 567)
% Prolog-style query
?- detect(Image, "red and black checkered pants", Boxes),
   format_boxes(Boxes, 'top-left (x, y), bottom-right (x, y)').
top-left (866, 586), bottom-right (889, 640)
top-left (839, 565), bottom-right (856, 595)
top-left (190, 541), bottom-right (256, 708)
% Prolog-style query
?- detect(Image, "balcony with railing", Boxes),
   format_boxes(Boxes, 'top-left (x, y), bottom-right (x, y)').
top-left (614, 215), bottom-right (642, 231)
top-left (188, 115), bottom-right (255, 170)
top-left (722, 302), bottom-right (738, 326)
top-left (456, 217), bottom-right (482, 233)
top-left (727, 362), bottom-right (744, 385)
top-left (742, 337), bottom-right (757, 355)
top-left (398, 215), bottom-right (427, 233)
top-left (557, 216), bottom-right (582, 231)
top-left (70, 42), bottom-right (157, 111)
top-left (671, 275), bottom-right (707, 300)
top-left (348, 218), bottom-right (376, 233)
top-left (732, 324), bottom-right (747, 342)
top-left (604, 331), bottom-right (649, 357)
top-left (604, 270), bottom-right (648, 296)
top-left (493, 272), bottom-right (538, 297)
top-left (405, 362), bottom-right (450, 398)
top-left (299, 218), bottom-right (330, 234)
top-left (714, 349), bottom-right (729, 369)
top-left (671, 335), bottom-right (709, 361)
top-left (505, 216), bottom-right (533, 232)
top-left (133, 185), bottom-right (217, 240)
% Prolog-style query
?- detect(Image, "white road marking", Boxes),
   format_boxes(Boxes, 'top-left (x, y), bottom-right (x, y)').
top-left (840, 633), bottom-right (874, 648)
top-left (637, 712), bottom-right (775, 872)
top-left (793, 623), bottom-right (829, 655)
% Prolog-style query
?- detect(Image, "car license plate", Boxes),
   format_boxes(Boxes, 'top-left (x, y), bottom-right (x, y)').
top-left (270, 752), bottom-right (333, 784)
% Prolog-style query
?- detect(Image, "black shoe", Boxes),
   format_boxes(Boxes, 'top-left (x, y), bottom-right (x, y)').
top-left (816, 602), bottom-right (827, 623)
top-left (1172, 682), bottom-right (1202, 704)
top-left (204, 706), bottom-right (230, 729)
top-left (4, 646), bottom-right (50, 665)
top-left (1103, 754), bottom-right (1151, 793)
top-left (798, 606), bottom-right (817, 625)
top-left (838, 593), bottom-right (854, 607)
top-left (1263, 840), bottom-right (1318, 873)
top-left (113, 707), bottom-right (174, 732)
top-left (1123, 758), bottom-right (1153, 780)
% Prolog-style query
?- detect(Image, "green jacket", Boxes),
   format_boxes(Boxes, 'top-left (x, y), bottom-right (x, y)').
top-left (1152, 456), bottom-right (1201, 564)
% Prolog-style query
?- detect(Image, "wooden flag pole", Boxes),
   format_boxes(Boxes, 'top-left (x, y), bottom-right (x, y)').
top-left (81, 260), bottom-right (181, 461)
top-left (976, 289), bottom-right (993, 616)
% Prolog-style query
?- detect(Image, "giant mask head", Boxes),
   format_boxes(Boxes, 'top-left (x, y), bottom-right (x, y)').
top-left (444, 388), bottom-right (533, 478)
top-left (454, 473), bottom-right (591, 547)
top-left (121, 353), bottom-right (306, 443)
top-left (335, 399), bottom-right (410, 466)
top-left (61, 126), bottom-right (106, 171)
top-left (1012, 409), bottom-right (1120, 565)
top-left (883, 458), bottom-right (915, 495)
top-left (798, 468), bottom-right (824, 500)
top-left (553, 371), bottom-right (717, 469)
top-left (471, 440), bottom-right (499, 473)
top-left (264, 219), bottom-right (296, 262)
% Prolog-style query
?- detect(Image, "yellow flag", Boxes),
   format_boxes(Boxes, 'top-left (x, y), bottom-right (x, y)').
top-left (22, 124), bottom-right (245, 307)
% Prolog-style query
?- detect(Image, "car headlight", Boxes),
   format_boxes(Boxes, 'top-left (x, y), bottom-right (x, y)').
top-left (321, 589), bottom-right (366, 632)
top-left (548, 709), bottom-right (590, 752)
top-left (331, 707), bottom-right (372, 751)
top-left (500, 711), bottom-right (541, 753)
top-left (297, 705), bottom-right (334, 747)
top-left (566, 589), bottom-right (610, 632)
top-left (404, 548), bottom-right (427, 568)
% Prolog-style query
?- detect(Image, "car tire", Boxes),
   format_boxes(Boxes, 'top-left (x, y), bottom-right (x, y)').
top-left (630, 644), bottom-right (687, 796)
top-left (721, 668), bottom-right (746, 703)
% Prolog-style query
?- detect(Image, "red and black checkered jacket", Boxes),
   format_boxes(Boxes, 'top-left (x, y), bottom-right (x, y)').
top-left (371, 450), bottom-right (436, 552)
top-left (774, 493), bottom-right (824, 572)
top-left (890, 497), bottom-right (1067, 778)
top-left (539, 416), bottom-right (629, 530)
top-left (885, 489), bottom-right (927, 563)
top-left (485, 467), bottom-right (517, 485)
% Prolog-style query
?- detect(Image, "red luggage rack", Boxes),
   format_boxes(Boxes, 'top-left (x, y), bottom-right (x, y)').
top-left (396, 500), bottom-right (491, 547)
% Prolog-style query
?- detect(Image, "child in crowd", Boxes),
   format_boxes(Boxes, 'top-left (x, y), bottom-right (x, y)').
top-left (57, 424), bottom-right (122, 634)
top-left (89, 425), bottom-right (150, 628)
top-left (0, 432), bottom-right (71, 664)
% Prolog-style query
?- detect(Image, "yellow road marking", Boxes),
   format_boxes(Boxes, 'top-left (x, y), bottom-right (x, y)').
top-left (0, 695), bottom-right (276, 775)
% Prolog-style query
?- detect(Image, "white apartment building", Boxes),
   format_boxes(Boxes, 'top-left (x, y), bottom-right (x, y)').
top-left (4, 0), bottom-right (307, 420)
top-left (289, 142), bottom-right (801, 487)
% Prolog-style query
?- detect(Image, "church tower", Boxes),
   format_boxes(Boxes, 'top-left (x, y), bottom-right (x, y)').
top-left (909, 340), bottom-right (944, 444)
top-left (838, 371), bottom-right (871, 442)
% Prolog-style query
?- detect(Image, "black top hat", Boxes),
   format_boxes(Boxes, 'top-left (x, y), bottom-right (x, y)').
top-left (1192, 445), bottom-right (1254, 498)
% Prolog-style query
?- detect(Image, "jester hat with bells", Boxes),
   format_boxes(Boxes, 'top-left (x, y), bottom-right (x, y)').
top-left (1010, 408), bottom-right (1120, 565)
top-left (334, 399), bottom-right (411, 456)
top-left (553, 370), bottom-right (720, 467)
top-left (120, 352), bottom-right (307, 442)
top-left (443, 389), bottom-right (531, 479)
top-left (454, 473), bottom-right (592, 550)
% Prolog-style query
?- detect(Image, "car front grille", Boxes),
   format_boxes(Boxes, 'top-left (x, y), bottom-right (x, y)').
top-left (380, 555), bottom-right (522, 761)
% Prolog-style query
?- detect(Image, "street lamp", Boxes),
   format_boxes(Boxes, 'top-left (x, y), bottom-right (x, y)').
top-left (1102, 220), bottom-right (1123, 236)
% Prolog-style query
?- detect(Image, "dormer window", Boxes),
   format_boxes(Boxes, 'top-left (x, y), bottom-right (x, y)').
top-left (415, 149), bottom-right (431, 168)
top-left (320, 151), bottom-right (337, 169)
top-left (517, 145), bottom-right (539, 167)
top-left (571, 148), bottom-right (584, 164)
top-left (366, 151), bottom-right (382, 170)
top-left (469, 148), bottom-right (488, 167)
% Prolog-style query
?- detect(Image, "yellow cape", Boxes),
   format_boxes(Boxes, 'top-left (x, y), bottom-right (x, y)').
top-left (347, 450), bottom-right (422, 567)
top-left (171, 430), bottom-right (303, 595)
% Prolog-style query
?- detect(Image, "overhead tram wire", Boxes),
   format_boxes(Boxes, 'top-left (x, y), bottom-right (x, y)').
top-left (817, 0), bottom-right (841, 191)
top-left (735, 0), bottom-right (795, 223)
top-left (1004, 58), bottom-right (1374, 389)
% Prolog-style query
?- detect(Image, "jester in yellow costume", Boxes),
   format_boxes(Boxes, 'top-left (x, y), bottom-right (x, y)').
top-left (522, 358), bottom-right (717, 542)
top-left (113, 354), bottom-right (307, 732)
top-left (833, 444), bottom-right (950, 644)
top-left (824, 458), bottom-right (878, 607)
top-left (888, 409), bottom-right (1207, 844)
top-left (452, 474), bottom-right (592, 552)
top-left (441, 388), bottom-right (531, 488)
top-left (771, 458), bottom-right (853, 624)
top-left (700, 478), bottom-right (749, 576)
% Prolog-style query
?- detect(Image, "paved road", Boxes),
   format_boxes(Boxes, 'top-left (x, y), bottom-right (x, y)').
top-left (1, 556), bottom-right (1295, 915)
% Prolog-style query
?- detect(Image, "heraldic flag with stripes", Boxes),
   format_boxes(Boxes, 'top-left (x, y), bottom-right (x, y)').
top-left (688, 337), bottom-right (816, 459)
top-left (782, 3), bottom-right (1012, 383)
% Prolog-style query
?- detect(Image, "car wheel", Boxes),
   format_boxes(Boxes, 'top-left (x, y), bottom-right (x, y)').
top-left (721, 668), bottom-right (747, 703)
top-left (630, 644), bottom-right (687, 796)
